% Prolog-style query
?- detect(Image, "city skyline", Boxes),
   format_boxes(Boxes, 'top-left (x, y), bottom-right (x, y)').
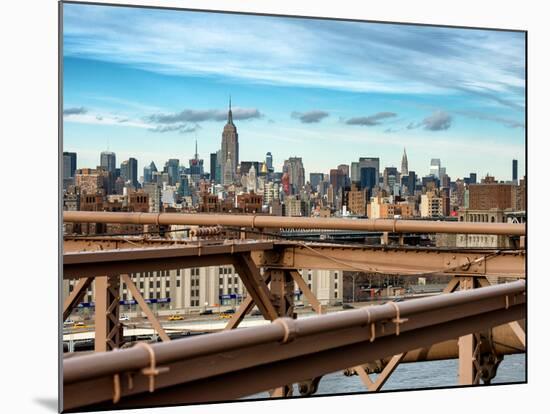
top-left (63, 3), bottom-right (525, 181)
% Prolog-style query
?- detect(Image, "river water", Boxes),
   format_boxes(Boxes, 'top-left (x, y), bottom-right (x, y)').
top-left (246, 353), bottom-right (525, 399)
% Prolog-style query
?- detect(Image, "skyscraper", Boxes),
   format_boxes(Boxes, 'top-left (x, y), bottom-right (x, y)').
top-left (220, 98), bottom-right (239, 181)
top-left (430, 159), bottom-right (441, 179)
top-left (210, 153), bottom-right (218, 184)
top-left (401, 148), bottom-right (408, 176)
top-left (223, 153), bottom-right (234, 186)
top-left (100, 151), bottom-right (116, 174)
top-left (166, 159), bottom-right (180, 186)
top-left (407, 171), bottom-right (417, 195)
top-left (188, 139), bottom-right (204, 182)
top-left (360, 167), bottom-right (377, 198)
top-left (121, 158), bottom-right (138, 188)
top-left (330, 168), bottom-right (347, 195)
top-left (283, 157), bottom-right (305, 195)
top-left (512, 159), bottom-right (518, 184)
top-left (63, 152), bottom-right (77, 179)
top-left (350, 162), bottom-right (360, 183)
top-left (265, 152), bottom-right (273, 172)
top-left (309, 173), bottom-right (324, 191)
top-left (358, 157), bottom-right (380, 187)
top-left (143, 161), bottom-right (157, 184)
top-left (383, 167), bottom-right (399, 190)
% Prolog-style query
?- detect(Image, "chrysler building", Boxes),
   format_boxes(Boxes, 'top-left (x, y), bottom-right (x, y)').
top-left (401, 147), bottom-right (408, 177)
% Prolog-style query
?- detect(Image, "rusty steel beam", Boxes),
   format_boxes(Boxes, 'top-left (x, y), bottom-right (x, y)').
top-left (355, 353), bottom-right (405, 391)
top-left (63, 242), bottom-right (273, 279)
top-left (508, 321), bottom-right (526, 347)
top-left (63, 281), bottom-right (525, 410)
top-left (63, 211), bottom-right (525, 235)
top-left (253, 243), bottom-right (525, 277)
top-left (64, 237), bottom-right (187, 253)
top-left (288, 269), bottom-right (323, 314)
top-left (224, 273), bottom-right (272, 330)
top-left (348, 322), bottom-right (524, 373)
top-left (63, 277), bottom-right (93, 321)
top-left (121, 275), bottom-right (170, 342)
top-left (63, 242), bottom-right (524, 280)
top-left (94, 276), bottom-right (121, 352)
top-left (232, 254), bottom-right (279, 321)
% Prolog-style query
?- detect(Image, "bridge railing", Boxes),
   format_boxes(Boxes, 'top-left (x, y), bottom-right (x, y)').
top-left (63, 211), bottom-right (525, 235)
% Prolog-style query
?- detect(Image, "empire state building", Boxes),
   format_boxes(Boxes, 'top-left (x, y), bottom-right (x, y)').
top-left (220, 98), bottom-right (239, 183)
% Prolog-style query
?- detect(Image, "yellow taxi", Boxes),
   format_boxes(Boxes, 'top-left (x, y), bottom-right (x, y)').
top-left (168, 314), bottom-right (184, 321)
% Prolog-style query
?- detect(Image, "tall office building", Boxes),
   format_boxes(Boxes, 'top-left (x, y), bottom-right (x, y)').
top-left (188, 139), bottom-right (204, 182)
top-left (165, 159), bottom-right (180, 186)
top-left (143, 161), bottom-right (157, 184)
top-left (337, 164), bottom-right (350, 188)
top-left (223, 154), bottom-right (234, 186)
top-left (220, 98), bottom-right (239, 180)
top-left (283, 157), bottom-right (305, 195)
top-left (63, 152), bottom-right (77, 179)
top-left (265, 152), bottom-right (273, 172)
top-left (512, 159), bottom-right (518, 184)
top-left (383, 167), bottom-right (399, 189)
top-left (401, 148), bottom-right (408, 176)
top-left (358, 157), bottom-right (380, 187)
top-left (210, 153), bottom-right (217, 183)
top-left (100, 151), bottom-right (116, 174)
top-left (360, 167), bottom-right (377, 197)
top-left (407, 171), bottom-right (417, 195)
top-left (329, 169), bottom-right (347, 196)
top-left (469, 172), bottom-right (477, 185)
top-left (121, 158), bottom-right (138, 188)
top-left (350, 162), bottom-right (360, 183)
top-left (177, 174), bottom-right (191, 197)
top-left (430, 159), bottom-right (441, 179)
top-left (309, 173), bottom-right (324, 191)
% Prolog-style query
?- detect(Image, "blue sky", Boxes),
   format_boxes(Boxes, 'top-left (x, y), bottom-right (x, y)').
top-left (62, 3), bottom-right (526, 181)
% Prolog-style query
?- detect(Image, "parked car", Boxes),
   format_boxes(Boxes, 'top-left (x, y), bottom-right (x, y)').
top-left (64, 319), bottom-right (75, 327)
top-left (251, 309), bottom-right (262, 316)
top-left (342, 303), bottom-right (355, 310)
top-left (75, 321), bottom-right (85, 328)
top-left (224, 309), bottom-right (236, 314)
top-left (119, 314), bottom-right (130, 321)
top-left (168, 314), bottom-right (184, 321)
top-left (219, 313), bottom-right (232, 320)
top-left (200, 309), bottom-right (213, 315)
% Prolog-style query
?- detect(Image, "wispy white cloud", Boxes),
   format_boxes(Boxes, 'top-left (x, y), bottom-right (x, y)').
top-left (63, 3), bottom-right (524, 109)
top-left (63, 110), bottom-right (150, 129)
top-left (291, 110), bottom-right (329, 123)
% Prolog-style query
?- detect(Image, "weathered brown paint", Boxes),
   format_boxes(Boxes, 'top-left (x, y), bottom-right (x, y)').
top-left (63, 211), bottom-right (525, 235)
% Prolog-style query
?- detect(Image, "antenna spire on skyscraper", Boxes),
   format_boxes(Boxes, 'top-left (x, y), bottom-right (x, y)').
top-left (227, 95), bottom-right (233, 125)
top-left (195, 136), bottom-right (198, 159)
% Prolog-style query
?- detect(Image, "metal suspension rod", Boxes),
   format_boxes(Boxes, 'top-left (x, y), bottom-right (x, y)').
top-left (63, 211), bottom-right (525, 235)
